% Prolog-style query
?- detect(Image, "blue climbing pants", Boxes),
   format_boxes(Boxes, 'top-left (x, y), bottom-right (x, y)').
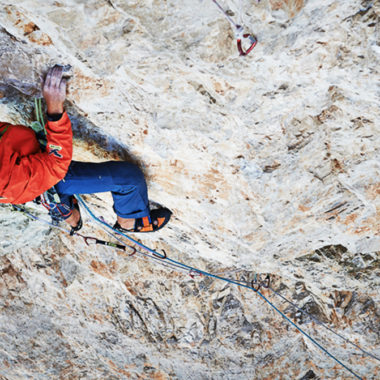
top-left (55, 161), bottom-right (150, 219)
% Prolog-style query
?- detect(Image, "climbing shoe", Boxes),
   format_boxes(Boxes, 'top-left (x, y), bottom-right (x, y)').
top-left (69, 215), bottom-right (83, 235)
top-left (113, 208), bottom-right (172, 233)
top-left (68, 199), bottom-right (83, 235)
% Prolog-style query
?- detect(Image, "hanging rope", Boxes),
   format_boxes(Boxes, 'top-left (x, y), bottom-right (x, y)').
top-left (233, 273), bottom-right (380, 363)
top-left (74, 194), bottom-right (365, 380)
top-left (11, 200), bottom-right (374, 378)
top-left (266, 284), bottom-right (380, 363)
top-left (12, 201), bottom-right (378, 368)
top-left (10, 200), bottom-right (377, 378)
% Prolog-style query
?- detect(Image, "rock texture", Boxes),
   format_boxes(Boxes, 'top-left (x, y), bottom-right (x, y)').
top-left (0, 0), bottom-right (379, 379)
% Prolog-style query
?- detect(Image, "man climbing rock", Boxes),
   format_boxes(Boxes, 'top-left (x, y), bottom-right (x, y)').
top-left (0, 65), bottom-right (171, 233)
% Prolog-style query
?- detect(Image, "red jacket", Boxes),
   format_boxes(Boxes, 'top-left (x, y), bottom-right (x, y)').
top-left (0, 112), bottom-right (72, 204)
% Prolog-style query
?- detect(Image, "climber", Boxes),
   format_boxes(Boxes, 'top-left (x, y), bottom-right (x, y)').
top-left (0, 65), bottom-right (171, 233)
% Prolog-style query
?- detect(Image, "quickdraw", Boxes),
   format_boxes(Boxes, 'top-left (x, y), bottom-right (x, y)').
top-left (211, 0), bottom-right (257, 56)
top-left (10, 205), bottom-right (134, 254)
top-left (80, 235), bottom-right (138, 256)
top-left (79, 235), bottom-right (126, 251)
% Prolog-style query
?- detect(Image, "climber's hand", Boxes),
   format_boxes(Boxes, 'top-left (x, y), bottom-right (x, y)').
top-left (43, 65), bottom-right (67, 115)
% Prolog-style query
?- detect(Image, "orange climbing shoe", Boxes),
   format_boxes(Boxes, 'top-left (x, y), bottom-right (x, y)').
top-left (114, 208), bottom-right (172, 233)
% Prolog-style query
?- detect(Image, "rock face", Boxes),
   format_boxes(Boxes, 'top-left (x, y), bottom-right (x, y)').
top-left (0, 0), bottom-right (379, 379)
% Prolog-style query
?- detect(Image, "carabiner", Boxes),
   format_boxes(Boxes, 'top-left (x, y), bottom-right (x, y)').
top-left (211, 1), bottom-right (257, 57)
top-left (261, 274), bottom-right (270, 289)
top-left (236, 25), bottom-right (257, 56)
top-left (82, 235), bottom-right (97, 246)
top-left (152, 249), bottom-right (167, 260)
top-left (251, 273), bottom-right (261, 292)
top-left (81, 234), bottom-right (126, 251)
top-left (189, 269), bottom-right (203, 278)
top-left (128, 246), bottom-right (137, 256)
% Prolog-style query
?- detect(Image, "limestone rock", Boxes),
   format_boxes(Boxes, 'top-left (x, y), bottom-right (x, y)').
top-left (0, 0), bottom-right (379, 379)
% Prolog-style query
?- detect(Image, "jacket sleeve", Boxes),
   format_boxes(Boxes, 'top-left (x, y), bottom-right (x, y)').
top-left (5, 112), bottom-right (73, 203)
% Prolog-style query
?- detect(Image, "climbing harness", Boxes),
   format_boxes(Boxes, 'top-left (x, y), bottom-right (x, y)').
top-left (38, 187), bottom-right (66, 224)
top-left (211, 0), bottom-right (257, 56)
top-left (37, 188), bottom-right (83, 236)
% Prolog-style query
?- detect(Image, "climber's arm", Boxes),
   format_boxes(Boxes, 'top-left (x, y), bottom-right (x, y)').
top-left (43, 65), bottom-right (67, 116)
top-left (0, 65), bottom-right (73, 204)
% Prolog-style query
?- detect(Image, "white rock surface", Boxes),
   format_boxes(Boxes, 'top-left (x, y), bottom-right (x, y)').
top-left (0, 0), bottom-right (379, 378)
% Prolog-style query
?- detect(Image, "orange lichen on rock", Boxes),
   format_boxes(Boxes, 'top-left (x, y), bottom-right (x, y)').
top-left (365, 182), bottom-right (380, 201)
top-left (90, 313), bottom-right (104, 323)
top-left (141, 364), bottom-right (168, 380)
top-left (68, 68), bottom-right (112, 101)
top-left (343, 213), bottom-right (358, 225)
top-left (28, 31), bottom-right (53, 46)
top-left (23, 21), bottom-right (39, 35)
top-left (124, 280), bottom-right (138, 296)
top-left (5, 6), bottom-right (53, 46)
top-left (108, 359), bottom-right (132, 377)
top-left (352, 210), bottom-right (380, 235)
top-left (270, 0), bottom-right (304, 18)
top-left (198, 167), bottom-right (229, 198)
top-left (298, 204), bottom-right (311, 212)
top-left (90, 260), bottom-right (118, 278)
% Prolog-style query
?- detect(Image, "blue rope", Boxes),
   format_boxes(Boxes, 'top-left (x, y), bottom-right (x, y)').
top-left (267, 286), bottom-right (380, 363)
top-left (75, 195), bottom-right (363, 380)
top-left (229, 274), bottom-right (380, 363)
